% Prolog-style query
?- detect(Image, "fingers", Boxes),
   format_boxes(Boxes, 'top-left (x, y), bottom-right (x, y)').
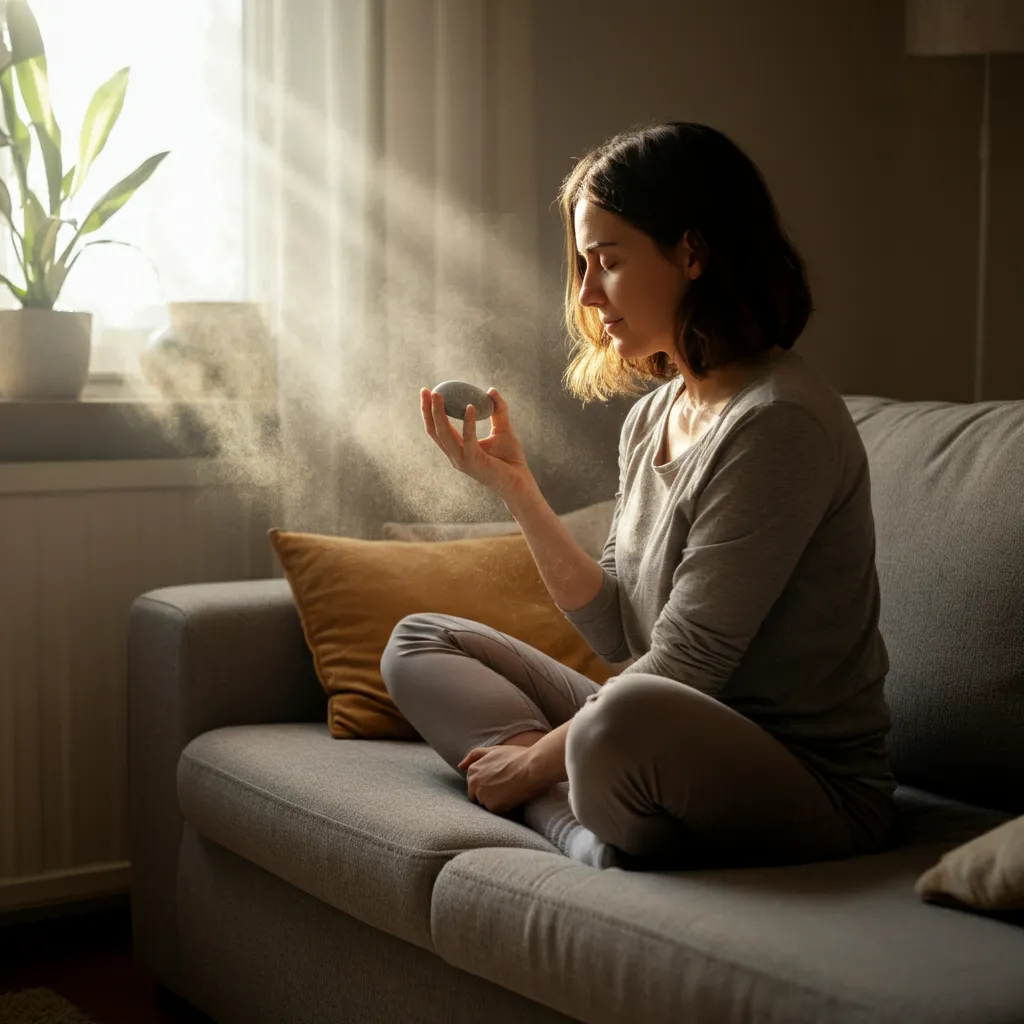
top-left (422, 388), bottom-right (461, 458)
top-left (420, 389), bottom-right (436, 439)
top-left (458, 747), bottom-right (484, 771)
top-left (487, 388), bottom-right (504, 423)
top-left (421, 387), bottom-right (500, 466)
top-left (429, 391), bottom-right (448, 435)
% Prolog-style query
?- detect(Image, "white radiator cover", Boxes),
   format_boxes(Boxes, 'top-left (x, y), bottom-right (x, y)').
top-left (0, 459), bottom-right (275, 913)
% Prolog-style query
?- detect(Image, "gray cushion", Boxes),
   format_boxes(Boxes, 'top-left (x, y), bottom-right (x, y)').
top-left (381, 499), bottom-right (617, 561)
top-left (176, 723), bottom-right (558, 951)
top-left (432, 787), bottom-right (1023, 1024)
top-left (844, 396), bottom-right (1024, 813)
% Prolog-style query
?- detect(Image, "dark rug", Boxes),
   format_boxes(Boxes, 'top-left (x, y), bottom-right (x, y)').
top-left (0, 987), bottom-right (97, 1024)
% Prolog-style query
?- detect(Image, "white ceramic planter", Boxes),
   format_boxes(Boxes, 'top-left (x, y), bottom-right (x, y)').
top-left (0, 309), bottom-right (93, 400)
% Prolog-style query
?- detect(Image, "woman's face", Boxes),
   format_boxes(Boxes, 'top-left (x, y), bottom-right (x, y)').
top-left (574, 198), bottom-right (700, 365)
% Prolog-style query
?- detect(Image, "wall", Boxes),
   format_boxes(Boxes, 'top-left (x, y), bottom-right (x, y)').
top-left (520, 0), bottom-right (1023, 513)
top-left (984, 55), bottom-right (1024, 401)
top-left (0, 460), bottom-right (273, 913)
top-left (234, 0), bottom-right (1022, 534)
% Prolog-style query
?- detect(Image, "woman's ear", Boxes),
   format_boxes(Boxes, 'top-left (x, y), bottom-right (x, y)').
top-left (676, 230), bottom-right (703, 281)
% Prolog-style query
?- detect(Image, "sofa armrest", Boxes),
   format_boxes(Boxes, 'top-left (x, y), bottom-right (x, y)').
top-left (128, 577), bottom-right (323, 996)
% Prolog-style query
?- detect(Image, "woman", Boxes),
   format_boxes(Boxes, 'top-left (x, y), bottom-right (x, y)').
top-left (381, 122), bottom-right (896, 871)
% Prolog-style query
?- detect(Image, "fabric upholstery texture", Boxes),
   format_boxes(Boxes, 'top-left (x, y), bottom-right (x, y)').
top-left (431, 788), bottom-right (1023, 1024)
top-left (268, 528), bottom-right (618, 739)
top-left (127, 579), bottom-right (323, 997)
top-left (843, 396), bottom-right (1024, 814)
top-left (916, 814), bottom-right (1024, 911)
top-left (127, 394), bottom-right (1024, 1024)
top-left (177, 824), bottom-right (576, 1024)
top-left (176, 722), bottom-right (558, 951)
top-left (174, 709), bottom-right (1023, 1023)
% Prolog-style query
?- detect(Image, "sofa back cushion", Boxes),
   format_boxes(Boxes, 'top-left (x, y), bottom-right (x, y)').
top-left (844, 396), bottom-right (1024, 813)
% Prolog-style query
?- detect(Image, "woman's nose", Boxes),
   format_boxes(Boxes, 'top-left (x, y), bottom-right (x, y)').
top-left (578, 272), bottom-right (604, 308)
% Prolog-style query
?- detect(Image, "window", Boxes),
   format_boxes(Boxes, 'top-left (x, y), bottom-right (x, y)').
top-left (0, 0), bottom-right (247, 380)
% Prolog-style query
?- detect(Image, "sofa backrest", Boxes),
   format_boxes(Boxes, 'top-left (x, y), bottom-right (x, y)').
top-left (844, 395), bottom-right (1024, 813)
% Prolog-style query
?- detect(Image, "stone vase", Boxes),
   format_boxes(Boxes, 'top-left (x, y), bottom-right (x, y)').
top-left (0, 309), bottom-right (93, 400)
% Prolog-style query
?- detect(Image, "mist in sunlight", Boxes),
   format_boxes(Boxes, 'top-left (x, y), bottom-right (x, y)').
top-left (29, 1), bottom-right (603, 537)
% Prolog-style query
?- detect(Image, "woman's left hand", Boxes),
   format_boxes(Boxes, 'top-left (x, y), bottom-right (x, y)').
top-left (458, 744), bottom-right (543, 814)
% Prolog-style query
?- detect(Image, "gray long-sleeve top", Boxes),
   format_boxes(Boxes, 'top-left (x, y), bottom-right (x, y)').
top-left (560, 348), bottom-right (896, 800)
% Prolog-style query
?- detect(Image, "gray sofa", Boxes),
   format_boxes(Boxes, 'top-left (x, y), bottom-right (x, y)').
top-left (128, 395), bottom-right (1024, 1024)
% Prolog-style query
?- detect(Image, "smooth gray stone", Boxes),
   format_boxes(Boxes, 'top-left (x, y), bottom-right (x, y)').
top-left (433, 379), bottom-right (494, 421)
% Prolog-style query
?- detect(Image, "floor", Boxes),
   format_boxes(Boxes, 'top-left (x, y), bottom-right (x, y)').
top-left (0, 894), bottom-right (213, 1024)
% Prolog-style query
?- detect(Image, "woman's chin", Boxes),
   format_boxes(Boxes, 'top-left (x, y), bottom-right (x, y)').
top-left (610, 334), bottom-right (636, 355)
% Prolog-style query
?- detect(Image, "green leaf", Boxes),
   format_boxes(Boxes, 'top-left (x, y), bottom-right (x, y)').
top-left (22, 284), bottom-right (52, 307)
top-left (43, 250), bottom-right (76, 305)
top-left (0, 67), bottom-right (32, 193)
top-left (61, 166), bottom-right (74, 199)
top-left (12, 119), bottom-right (31, 182)
top-left (0, 178), bottom-right (11, 224)
top-left (32, 120), bottom-right (63, 215)
top-left (23, 272), bottom-right (48, 306)
top-left (45, 238), bottom-right (99, 306)
top-left (6, 0), bottom-right (46, 63)
top-left (78, 150), bottom-right (169, 235)
top-left (73, 67), bottom-right (128, 197)
top-left (0, 270), bottom-right (27, 304)
top-left (46, 237), bottom-right (158, 308)
top-left (7, 2), bottom-right (62, 211)
top-left (15, 56), bottom-right (59, 145)
top-left (31, 214), bottom-right (71, 272)
top-left (0, 179), bottom-right (25, 279)
top-left (23, 188), bottom-right (45, 259)
top-left (10, 227), bottom-right (25, 268)
top-left (8, 6), bottom-right (61, 192)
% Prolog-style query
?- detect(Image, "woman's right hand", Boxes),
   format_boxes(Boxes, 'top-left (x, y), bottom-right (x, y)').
top-left (420, 386), bottom-right (537, 502)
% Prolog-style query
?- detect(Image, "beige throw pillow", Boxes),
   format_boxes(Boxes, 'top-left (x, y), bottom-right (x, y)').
top-left (381, 498), bottom-right (635, 672)
top-left (269, 528), bottom-right (623, 740)
top-left (915, 814), bottom-right (1024, 911)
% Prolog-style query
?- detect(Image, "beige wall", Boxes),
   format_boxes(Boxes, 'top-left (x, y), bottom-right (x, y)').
top-left (254, 1), bottom-right (1022, 530)
top-left (985, 55), bottom-right (1024, 401)
top-left (886, 51), bottom-right (1022, 403)
top-left (519, 1), bottom-right (1023, 513)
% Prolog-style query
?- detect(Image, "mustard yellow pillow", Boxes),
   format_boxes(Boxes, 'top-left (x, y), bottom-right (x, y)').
top-left (268, 528), bottom-right (618, 740)
top-left (915, 814), bottom-right (1024, 911)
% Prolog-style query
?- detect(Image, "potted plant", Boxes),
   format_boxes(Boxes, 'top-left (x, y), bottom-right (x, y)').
top-left (0, 0), bottom-right (168, 400)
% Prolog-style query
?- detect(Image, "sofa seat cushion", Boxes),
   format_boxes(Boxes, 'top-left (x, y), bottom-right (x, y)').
top-left (431, 787), bottom-right (1024, 1024)
top-left (177, 722), bottom-right (558, 951)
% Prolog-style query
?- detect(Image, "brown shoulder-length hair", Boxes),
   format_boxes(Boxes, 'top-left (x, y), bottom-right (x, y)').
top-left (559, 122), bottom-right (812, 403)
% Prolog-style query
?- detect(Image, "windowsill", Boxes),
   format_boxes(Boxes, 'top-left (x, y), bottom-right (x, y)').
top-left (0, 375), bottom-right (280, 463)
top-left (82, 372), bottom-right (162, 402)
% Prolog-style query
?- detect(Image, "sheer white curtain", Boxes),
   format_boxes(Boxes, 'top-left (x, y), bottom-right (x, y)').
top-left (245, 0), bottom-right (540, 539)
top-left (0, 0), bottom-right (247, 378)
top-left (2, 0), bottom-right (541, 538)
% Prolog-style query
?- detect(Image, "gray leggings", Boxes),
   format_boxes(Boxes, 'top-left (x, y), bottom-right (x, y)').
top-left (380, 612), bottom-right (894, 869)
